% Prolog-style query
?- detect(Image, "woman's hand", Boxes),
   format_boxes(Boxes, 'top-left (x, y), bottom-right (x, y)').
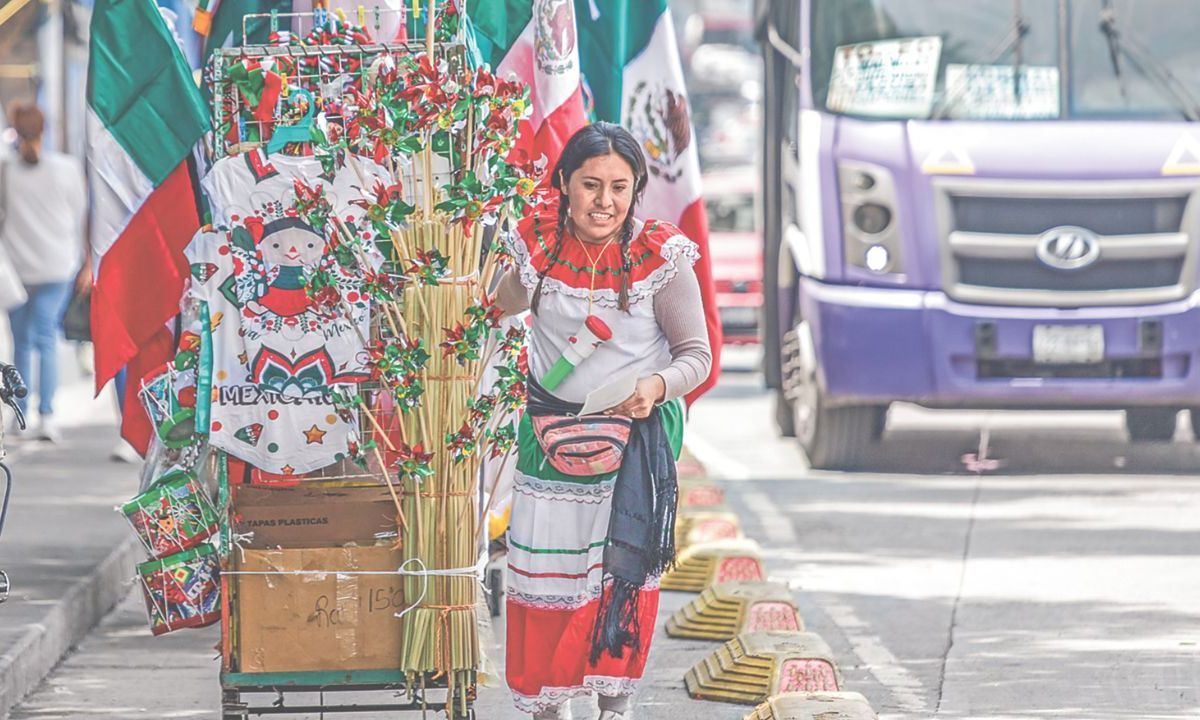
top-left (73, 260), bottom-right (93, 296)
top-left (607, 375), bottom-right (666, 419)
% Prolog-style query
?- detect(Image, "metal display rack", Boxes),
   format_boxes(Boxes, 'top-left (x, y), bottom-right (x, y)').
top-left (208, 7), bottom-right (482, 717)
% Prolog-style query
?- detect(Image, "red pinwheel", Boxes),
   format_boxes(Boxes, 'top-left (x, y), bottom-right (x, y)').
top-left (393, 442), bottom-right (434, 482)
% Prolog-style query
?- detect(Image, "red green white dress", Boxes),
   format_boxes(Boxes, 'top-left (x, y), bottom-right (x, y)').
top-left (503, 199), bottom-right (695, 713)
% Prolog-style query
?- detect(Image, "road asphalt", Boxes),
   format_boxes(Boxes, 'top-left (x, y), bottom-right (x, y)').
top-left (7, 348), bottom-right (1200, 719)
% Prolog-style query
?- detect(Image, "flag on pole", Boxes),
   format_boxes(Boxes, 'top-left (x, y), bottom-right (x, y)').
top-left (469, 0), bottom-right (722, 402)
top-left (88, 0), bottom-right (208, 450)
top-left (200, 0), bottom-right (292, 58)
top-left (466, 0), bottom-right (590, 540)
top-left (573, 0), bottom-right (722, 402)
top-left (468, 0), bottom-right (589, 176)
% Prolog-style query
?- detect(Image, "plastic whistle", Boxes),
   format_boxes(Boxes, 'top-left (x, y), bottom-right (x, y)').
top-left (540, 316), bottom-right (613, 391)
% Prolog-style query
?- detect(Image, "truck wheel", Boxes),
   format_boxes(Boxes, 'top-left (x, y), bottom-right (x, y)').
top-left (775, 388), bottom-right (796, 438)
top-left (871, 404), bottom-right (890, 441)
top-left (775, 326), bottom-right (800, 438)
top-left (792, 361), bottom-right (877, 470)
top-left (1125, 408), bottom-right (1178, 442)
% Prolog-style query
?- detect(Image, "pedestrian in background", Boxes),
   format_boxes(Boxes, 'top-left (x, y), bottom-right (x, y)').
top-left (0, 101), bottom-right (87, 441)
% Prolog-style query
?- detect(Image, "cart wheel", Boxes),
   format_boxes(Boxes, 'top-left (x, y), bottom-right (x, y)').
top-left (221, 688), bottom-right (248, 720)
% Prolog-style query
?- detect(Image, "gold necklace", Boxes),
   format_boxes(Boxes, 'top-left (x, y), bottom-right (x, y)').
top-left (578, 235), bottom-right (616, 316)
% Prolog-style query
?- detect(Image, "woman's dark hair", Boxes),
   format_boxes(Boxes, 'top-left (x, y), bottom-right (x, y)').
top-left (531, 121), bottom-right (649, 315)
top-left (7, 101), bottom-right (44, 165)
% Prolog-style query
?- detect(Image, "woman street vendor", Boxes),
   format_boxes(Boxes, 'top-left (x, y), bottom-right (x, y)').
top-left (495, 122), bottom-right (713, 720)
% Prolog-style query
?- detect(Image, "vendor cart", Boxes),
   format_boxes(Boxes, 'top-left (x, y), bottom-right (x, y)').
top-left (197, 3), bottom-right (529, 713)
top-left (216, 463), bottom-right (479, 719)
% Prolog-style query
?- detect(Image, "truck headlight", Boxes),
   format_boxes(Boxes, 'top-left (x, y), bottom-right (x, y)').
top-left (864, 244), bottom-right (890, 272)
top-left (838, 161), bottom-right (903, 276)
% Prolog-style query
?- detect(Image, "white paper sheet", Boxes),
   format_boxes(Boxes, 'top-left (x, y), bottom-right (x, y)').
top-left (578, 370), bottom-right (640, 416)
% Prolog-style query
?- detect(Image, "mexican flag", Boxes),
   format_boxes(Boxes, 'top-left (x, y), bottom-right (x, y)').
top-left (469, 0), bottom-right (589, 177)
top-left (467, 0), bottom-right (590, 541)
top-left (469, 0), bottom-right (722, 402)
top-left (87, 0), bottom-right (208, 449)
top-left (200, 0), bottom-right (293, 63)
top-left (575, 0), bottom-right (722, 401)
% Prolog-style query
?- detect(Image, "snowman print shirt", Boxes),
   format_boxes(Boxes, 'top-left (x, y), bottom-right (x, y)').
top-left (186, 150), bottom-right (389, 475)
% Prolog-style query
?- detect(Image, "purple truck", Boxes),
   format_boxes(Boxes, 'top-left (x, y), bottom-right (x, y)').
top-left (755, 0), bottom-right (1200, 468)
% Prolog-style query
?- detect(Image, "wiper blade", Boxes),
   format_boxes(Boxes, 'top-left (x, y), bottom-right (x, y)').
top-left (1011, 0), bottom-right (1026, 104)
top-left (1099, 2), bottom-right (1128, 101)
top-left (931, 0), bottom-right (1029, 120)
top-left (1099, 1), bottom-right (1199, 121)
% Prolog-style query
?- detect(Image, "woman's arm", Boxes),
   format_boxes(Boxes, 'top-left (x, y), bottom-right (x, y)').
top-left (652, 261), bottom-right (713, 402)
top-left (493, 268), bottom-right (530, 316)
top-left (607, 261), bottom-right (713, 417)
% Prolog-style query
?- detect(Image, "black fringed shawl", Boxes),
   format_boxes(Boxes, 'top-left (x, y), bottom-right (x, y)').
top-left (526, 379), bottom-right (679, 664)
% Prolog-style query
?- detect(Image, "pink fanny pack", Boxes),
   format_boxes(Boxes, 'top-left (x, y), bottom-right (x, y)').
top-left (531, 414), bottom-right (633, 476)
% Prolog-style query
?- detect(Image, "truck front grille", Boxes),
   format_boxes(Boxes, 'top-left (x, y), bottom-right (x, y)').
top-left (951, 195), bottom-right (1188, 236)
top-left (957, 257), bottom-right (1182, 292)
top-left (935, 179), bottom-right (1200, 307)
top-left (977, 357), bottom-right (1166, 379)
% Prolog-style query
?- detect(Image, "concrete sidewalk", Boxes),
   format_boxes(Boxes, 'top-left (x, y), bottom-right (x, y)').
top-left (6, 452), bottom-right (776, 720)
top-left (8, 578), bottom-right (754, 719)
top-left (0, 345), bottom-right (136, 718)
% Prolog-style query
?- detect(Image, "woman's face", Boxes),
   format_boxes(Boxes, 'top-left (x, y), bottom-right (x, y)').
top-left (564, 152), bottom-right (636, 244)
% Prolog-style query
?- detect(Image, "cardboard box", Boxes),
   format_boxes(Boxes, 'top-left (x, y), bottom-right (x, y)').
top-left (235, 546), bottom-right (406, 673)
top-left (233, 485), bottom-right (399, 548)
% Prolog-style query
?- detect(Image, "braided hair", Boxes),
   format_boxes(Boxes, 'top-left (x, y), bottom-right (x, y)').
top-left (530, 122), bottom-right (648, 316)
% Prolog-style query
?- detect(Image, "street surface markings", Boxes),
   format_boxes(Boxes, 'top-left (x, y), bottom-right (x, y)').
top-left (684, 431), bottom-right (752, 481)
top-left (822, 599), bottom-right (928, 715)
top-left (1162, 133), bottom-right (1200, 175)
top-left (742, 491), bottom-right (799, 546)
top-left (684, 430), bottom-right (931, 716)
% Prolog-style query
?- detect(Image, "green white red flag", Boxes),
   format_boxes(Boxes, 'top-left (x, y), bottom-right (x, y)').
top-left (575, 0), bottom-right (722, 401)
top-left (468, 0), bottom-right (590, 177)
top-left (87, 0), bottom-right (208, 450)
top-left (469, 0), bottom-right (722, 401)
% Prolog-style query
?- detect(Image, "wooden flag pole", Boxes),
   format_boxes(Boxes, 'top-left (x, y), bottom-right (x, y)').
top-left (426, 0), bottom-right (435, 55)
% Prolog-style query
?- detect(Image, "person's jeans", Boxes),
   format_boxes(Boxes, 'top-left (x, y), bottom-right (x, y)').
top-left (113, 367), bottom-right (127, 413)
top-left (9, 282), bottom-right (70, 417)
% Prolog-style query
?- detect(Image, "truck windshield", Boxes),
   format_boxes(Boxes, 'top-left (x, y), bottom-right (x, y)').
top-left (810, 0), bottom-right (1200, 121)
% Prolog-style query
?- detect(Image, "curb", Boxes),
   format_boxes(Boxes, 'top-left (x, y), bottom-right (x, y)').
top-left (0, 536), bottom-right (140, 718)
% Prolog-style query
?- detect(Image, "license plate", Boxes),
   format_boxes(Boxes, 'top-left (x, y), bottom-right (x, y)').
top-left (1032, 324), bottom-right (1104, 364)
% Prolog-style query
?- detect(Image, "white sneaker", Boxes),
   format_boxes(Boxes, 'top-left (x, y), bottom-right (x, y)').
top-left (110, 439), bottom-right (140, 463)
top-left (37, 416), bottom-right (61, 443)
top-left (533, 704), bottom-right (573, 720)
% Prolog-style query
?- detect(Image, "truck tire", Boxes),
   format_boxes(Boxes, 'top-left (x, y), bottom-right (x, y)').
top-left (1125, 408), bottom-right (1178, 442)
top-left (775, 388), bottom-right (796, 438)
top-left (795, 397), bottom-right (879, 470)
top-left (871, 404), bottom-right (890, 441)
top-left (792, 361), bottom-right (877, 469)
top-left (775, 326), bottom-right (801, 438)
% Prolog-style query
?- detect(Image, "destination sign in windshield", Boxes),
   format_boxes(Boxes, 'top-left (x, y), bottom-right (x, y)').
top-left (826, 37), bottom-right (942, 118)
